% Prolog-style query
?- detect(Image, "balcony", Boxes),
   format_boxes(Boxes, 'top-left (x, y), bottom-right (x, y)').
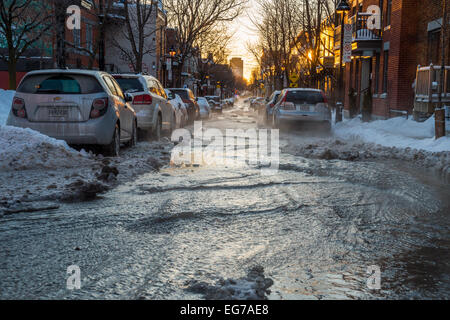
top-left (350, 12), bottom-right (382, 54)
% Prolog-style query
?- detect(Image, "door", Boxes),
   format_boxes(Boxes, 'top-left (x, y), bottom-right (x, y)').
top-left (359, 58), bottom-right (372, 112)
top-left (103, 76), bottom-right (131, 140)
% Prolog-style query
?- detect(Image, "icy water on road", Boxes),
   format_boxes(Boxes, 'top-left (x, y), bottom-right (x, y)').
top-left (0, 103), bottom-right (449, 299)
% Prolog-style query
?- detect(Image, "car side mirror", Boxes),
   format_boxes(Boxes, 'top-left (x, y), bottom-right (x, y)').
top-left (125, 93), bottom-right (133, 102)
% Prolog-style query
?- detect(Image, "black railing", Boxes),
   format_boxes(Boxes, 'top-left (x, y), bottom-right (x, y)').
top-left (350, 13), bottom-right (381, 41)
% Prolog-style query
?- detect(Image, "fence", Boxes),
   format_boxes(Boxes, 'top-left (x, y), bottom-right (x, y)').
top-left (414, 64), bottom-right (450, 119)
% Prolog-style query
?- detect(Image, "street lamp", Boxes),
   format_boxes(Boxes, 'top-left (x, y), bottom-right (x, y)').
top-left (335, 0), bottom-right (350, 123)
top-left (168, 46), bottom-right (176, 87)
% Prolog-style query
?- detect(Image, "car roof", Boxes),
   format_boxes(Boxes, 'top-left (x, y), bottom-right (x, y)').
top-left (112, 73), bottom-right (158, 81)
top-left (284, 88), bottom-right (322, 92)
top-left (24, 69), bottom-right (107, 77)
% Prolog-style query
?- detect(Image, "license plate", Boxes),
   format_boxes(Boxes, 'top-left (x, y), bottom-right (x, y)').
top-left (48, 107), bottom-right (69, 117)
top-left (299, 105), bottom-right (311, 112)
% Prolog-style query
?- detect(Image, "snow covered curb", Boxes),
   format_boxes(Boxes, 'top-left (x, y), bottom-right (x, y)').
top-left (333, 116), bottom-right (450, 153)
top-left (0, 125), bottom-right (91, 171)
top-left (283, 135), bottom-right (450, 182)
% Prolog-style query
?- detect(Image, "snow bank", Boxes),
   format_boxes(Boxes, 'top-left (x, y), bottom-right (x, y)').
top-left (334, 116), bottom-right (450, 153)
top-left (0, 125), bottom-right (90, 171)
top-left (0, 89), bottom-right (15, 125)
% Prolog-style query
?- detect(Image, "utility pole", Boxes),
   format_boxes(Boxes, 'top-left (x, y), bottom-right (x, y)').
top-left (436, 0), bottom-right (448, 139)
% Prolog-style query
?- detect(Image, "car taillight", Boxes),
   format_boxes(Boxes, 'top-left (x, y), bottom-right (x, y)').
top-left (134, 94), bottom-right (152, 105)
top-left (280, 102), bottom-right (296, 110)
top-left (321, 92), bottom-right (328, 103)
top-left (90, 97), bottom-right (109, 119)
top-left (12, 97), bottom-right (27, 118)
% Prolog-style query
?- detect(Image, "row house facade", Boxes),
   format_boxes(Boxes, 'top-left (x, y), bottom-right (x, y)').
top-left (0, 0), bottom-right (168, 89)
top-left (337, 0), bottom-right (449, 120)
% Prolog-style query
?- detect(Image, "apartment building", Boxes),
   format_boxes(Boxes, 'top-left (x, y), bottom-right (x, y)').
top-left (338, 0), bottom-right (448, 120)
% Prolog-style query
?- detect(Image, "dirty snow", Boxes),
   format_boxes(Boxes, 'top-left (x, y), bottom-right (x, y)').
top-left (334, 115), bottom-right (450, 153)
top-left (186, 266), bottom-right (274, 300)
top-left (0, 125), bottom-right (91, 171)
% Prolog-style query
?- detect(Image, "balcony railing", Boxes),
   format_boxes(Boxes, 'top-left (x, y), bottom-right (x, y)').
top-left (350, 13), bottom-right (381, 41)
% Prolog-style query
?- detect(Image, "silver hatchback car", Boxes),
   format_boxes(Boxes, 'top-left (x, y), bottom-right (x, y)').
top-left (6, 69), bottom-right (137, 156)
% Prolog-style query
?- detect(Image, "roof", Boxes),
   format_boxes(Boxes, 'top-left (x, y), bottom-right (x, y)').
top-left (25, 69), bottom-right (107, 77)
top-left (111, 73), bottom-right (158, 81)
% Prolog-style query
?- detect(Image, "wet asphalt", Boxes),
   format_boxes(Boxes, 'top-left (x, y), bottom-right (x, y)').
top-left (0, 102), bottom-right (449, 300)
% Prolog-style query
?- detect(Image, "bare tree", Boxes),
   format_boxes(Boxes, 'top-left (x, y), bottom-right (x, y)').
top-left (0, 0), bottom-right (52, 89)
top-left (111, 0), bottom-right (157, 73)
top-left (165, 0), bottom-right (246, 86)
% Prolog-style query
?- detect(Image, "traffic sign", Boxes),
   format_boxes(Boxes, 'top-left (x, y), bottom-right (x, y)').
top-left (289, 82), bottom-right (299, 88)
top-left (289, 73), bottom-right (299, 83)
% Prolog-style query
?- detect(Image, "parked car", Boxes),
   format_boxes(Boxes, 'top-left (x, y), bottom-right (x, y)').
top-left (251, 97), bottom-right (265, 110)
top-left (113, 74), bottom-right (176, 140)
top-left (165, 89), bottom-right (188, 128)
top-left (196, 97), bottom-right (211, 119)
top-left (272, 88), bottom-right (331, 131)
top-left (167, 88), bottom-right (199, 123)
top-left (6, 69), bottom-right (137, 156)
top-left (264, 90), bottom-right (282, 125)
top-left (207, 99), bottom-right (223, 113)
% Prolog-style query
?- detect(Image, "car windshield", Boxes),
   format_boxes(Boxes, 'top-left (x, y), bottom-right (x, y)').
top-left (285, 90), bottom-right (324, 104)
top-left (17, 74), bottom-right (104, 94)
top-left (114, 77), bottom-right (144, 93)
top-left (170, 89), bottom-right (189, 100)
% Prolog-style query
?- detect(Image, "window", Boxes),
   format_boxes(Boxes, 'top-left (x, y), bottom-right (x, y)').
top-left (427, 29), bottom-right (441, 64)
top-left (86, 24), bottom-right (93, 52)
top-left (285, 90), bottom-right (325, 104)
top-left (73, 28), bottom-right (81, 48)
top-left (385, 0), bottom-right (392, 27)
top-left (103, 76), bottom-right (118, 96)
top-left (17, 74), bottom-right (104, 94)
top-left (110, 77), bottom-right (125, 100)
top-left (382, 50), bottom-right (389, 93)
top-left (114, 77), bottom-right (144, 93)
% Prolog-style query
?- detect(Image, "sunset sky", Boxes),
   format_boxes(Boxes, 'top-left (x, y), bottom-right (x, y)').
top-left (227, 0), bottom-right (260, 81)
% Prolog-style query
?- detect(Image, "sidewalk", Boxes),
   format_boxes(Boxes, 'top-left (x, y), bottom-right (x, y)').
top-left (333, 114), bottom-right (450, 153)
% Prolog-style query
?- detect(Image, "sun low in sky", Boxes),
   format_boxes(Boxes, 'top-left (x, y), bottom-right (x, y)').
top-left (227, 0), bottom-right (259, 81)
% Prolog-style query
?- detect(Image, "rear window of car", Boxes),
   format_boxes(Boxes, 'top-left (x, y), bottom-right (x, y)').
top-left (17, 74), bottom-right (104, 94)
top-left (170, 89), bottom-right (189, 100)
top-left (114, 77), bottom-right (144, 93)
top-left (285, 90), bottom-right (324, 104)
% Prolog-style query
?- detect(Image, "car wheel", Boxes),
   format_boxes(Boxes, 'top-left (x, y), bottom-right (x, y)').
top-left (126, 120), bottom-right (137, 148)
top-left (105, 124), bottom-right (120, 157)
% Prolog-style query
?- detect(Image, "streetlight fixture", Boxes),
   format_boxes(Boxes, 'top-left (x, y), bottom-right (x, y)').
top-left (336, 0), bottom-right (350, 123)
top-left (168, 46), bottom-right (177, 87)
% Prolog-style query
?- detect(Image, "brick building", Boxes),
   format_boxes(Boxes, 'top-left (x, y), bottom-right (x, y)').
top-left (338, 0), bottom-right (449, 120)
top-left (0, 0), bottom-right (101, 89)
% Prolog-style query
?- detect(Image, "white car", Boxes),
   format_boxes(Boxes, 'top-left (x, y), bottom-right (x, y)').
top-left (165, 89), bottom-right (188, 128)
top-left (7, 69), bottom-right (137, 157)
top-left (113, 74), bottom-right (176, 140)
top-left (196, 97), bottom-right (211, 119)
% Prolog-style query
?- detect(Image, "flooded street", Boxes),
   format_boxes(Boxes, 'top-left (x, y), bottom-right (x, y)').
top-left (0, 102), bottom-right (449, 300)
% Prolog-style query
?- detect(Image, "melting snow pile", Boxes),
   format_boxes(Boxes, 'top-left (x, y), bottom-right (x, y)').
top-left (0, 89), bottom-right (15, 125)
top-left (186, 266), bottom-right (274, 300)
top-left (334, 115), bottom-right (450, 153)
top-left (0, 125), bottom-right (91, 171)
top-left (0, 89), bottom-right (92, 171)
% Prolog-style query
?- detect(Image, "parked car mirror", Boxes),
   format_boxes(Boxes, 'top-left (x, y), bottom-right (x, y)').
top-left (125, 93), bottom-right (133, 102)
